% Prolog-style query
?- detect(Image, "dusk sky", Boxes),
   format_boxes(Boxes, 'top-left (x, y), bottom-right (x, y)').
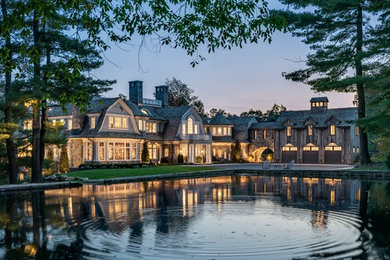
top-left (94, 10), bottom-right (355, 115)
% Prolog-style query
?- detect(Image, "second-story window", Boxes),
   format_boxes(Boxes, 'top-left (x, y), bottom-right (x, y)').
top-left (355, 126), bottom-right (359, 135)
top-left (23, 120), bottom-right (32, 130)
top-left (195, 124), bottom-right (198, 134)
top-left (138, 119), bottom-right (144, 131)
top-left (109, 116), bottom-right (128, 129)
top-left (330, 125), bottom-right (336, 135)
top-left (188, 117), bottom-right (193, 134)
top-left (287, 126), bottom-right (292, 136)
top-left (254, 130), bottom-right (257, 139)
top-left (308, 125), bottom-right (313, 136)
top-left (182, 123), bottom-right (186, 135)
top-left (67, 119), bottom-right (72, 130)
top-left (263, 130), bottom-right (267, 139)
top-left (90, 117), bottom-right (96, 129)
top-left (146, 122), bottom-right (157, 133)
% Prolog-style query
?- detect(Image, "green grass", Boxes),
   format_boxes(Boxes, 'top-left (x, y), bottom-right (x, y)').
top-left (352, 163), bottom-right (389, 172)
top-left (67, 165), bottom-right (220, 180)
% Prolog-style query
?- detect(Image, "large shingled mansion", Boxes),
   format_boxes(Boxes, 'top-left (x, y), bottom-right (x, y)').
top-left (44, 81), bottom-right (360, 168)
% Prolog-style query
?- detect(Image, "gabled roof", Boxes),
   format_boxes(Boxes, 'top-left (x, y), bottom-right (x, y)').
top-left (154, 106), bottom-right (191, 140)
top-left (249, 122), bottom-right (276, 129)
top-left (209, 113), bottom-right (233, 125)
top-left (47, 104), bottom-right (73, 117)
top-left (227, 116), bottom-right (257, 125)
top-left (275, 107), bottom-right (357, 128)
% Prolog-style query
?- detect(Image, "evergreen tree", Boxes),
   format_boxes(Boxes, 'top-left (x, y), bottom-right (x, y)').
top-left (231, 140), bottom-right (242, 162)
top-left (59, 145), bottom-right (69, 173)
top-left (278, 0), bottom-right (372, 164)
top-left (142, 141), bottom-right (150, 163)
top-left (46, 148), bottom-right (54, 175)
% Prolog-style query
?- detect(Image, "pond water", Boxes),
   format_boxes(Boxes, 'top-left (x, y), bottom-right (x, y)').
top-left (0, 174), bottom-right (389, 259)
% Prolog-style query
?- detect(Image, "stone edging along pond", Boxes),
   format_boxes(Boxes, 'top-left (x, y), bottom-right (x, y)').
top-left (1, 168), bottom-right (389, 193)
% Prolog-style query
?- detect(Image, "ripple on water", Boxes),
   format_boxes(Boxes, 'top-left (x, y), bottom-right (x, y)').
top-left (74, 199), bottom-right (365, 260)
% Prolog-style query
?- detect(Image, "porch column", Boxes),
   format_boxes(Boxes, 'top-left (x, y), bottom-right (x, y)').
top-left (208, 145), bottom-right (212, 163)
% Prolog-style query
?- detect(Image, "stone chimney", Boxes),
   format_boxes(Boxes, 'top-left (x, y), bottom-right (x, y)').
top-left (155, 85), bottom-right (169, 107)
top-left (129, 80), bottom-right (143, 105)
top-left (310, 97), bottom-right (329, 112)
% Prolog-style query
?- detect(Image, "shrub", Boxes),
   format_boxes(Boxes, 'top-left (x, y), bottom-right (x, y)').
top-left (142, 141), bottom-right (150, 163)
top-left (46, 148), bottom-right (54, 175)
top-left (178, 154), bottom-right (184, 164)
top-left (212, 156), bottom-right (219, 162)
top-left (386, 153), bottom-right (390, 170)
top-left (160, 157), bottom-right (170, 163)
top-left (231, 140), bottom-right (242, 162)
top-left (59, 146), bottom-right (69, 173)
top-left (196, 156), bottom-right (203, 164)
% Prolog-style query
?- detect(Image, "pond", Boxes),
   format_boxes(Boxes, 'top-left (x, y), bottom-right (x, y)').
top-left (0, 174), bottom-right (389, 259)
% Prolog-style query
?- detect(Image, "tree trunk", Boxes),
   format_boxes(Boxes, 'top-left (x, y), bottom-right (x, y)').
top-left (1, 0), bottom-right (17, 184)
top-left (355, 3), bottom-right (371, 165)
top-left (31, 10), bottom-right (41, 183)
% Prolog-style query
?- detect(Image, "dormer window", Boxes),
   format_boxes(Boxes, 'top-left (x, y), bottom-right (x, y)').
top-left (188, 117), bottom-right (194, 134)
top-left (90, 117), bottom-right (96, 129)
top-left (308, 125), bottom-right (313, 136)
top-left (355, 126), bottom-right (359, 135)
top-left (109, 116), bottom-right (128, 129)
top-left (330, 125), bottom-right (336, 135)
top-left (182, 123), bottom-right (186, 135)
top-left (67, 119), bottom-right (72, 130)
top-left (287, 126), bottom-right (292, 136)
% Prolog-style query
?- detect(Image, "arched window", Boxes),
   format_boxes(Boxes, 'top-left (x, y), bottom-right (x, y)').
top-left (188, 117), bottom-right (193, 134)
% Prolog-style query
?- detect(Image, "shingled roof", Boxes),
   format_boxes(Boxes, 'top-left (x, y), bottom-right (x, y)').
top-left (275, 107), bottom-right (358, 128)
top-left (209, 113), bottom-right (233, 125)
top-left (47, 104), bottom-right (73, 117)
top-left (154, 106), bottom-right (191, 140)
top-left (310, 97), bottom-right (329, 103)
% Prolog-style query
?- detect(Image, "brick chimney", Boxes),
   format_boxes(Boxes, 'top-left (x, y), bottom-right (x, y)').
top-left (129, 80), bottom-right (143, 105)
top-left (155, 85), bottom-right (169, 107)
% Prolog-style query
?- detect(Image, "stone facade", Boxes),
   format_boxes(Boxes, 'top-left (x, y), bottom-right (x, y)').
top-left (45, 81), bottom-right (358, 167)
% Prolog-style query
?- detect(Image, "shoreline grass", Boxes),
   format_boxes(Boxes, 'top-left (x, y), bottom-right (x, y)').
top-left (351, 163), bottom-right (389, 172)
top-left (67, 165), bottom-right (221, 180)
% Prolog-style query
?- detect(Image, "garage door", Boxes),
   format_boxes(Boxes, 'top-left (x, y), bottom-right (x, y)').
top-left (282, 151), bottom-right (297, 163)
top-left (325, 151), bottom-right (342, 164)
top-left (303, 151), bottom-right (319, 164)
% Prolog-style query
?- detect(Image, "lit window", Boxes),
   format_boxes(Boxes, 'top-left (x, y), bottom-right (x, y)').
top-left (282, 144), bottom-right (297, 151)
top-left (108, 143), bottom-right (114, 160)
top-left (146, 122), bottom-right (157, 133)
top-left (316, 102), bottom-right (320, 107)
top-left (263, 130), bottom-right (267, 139)
top-left (122, 118), bottom-right (128, 128)
top-left (68, 119), bottom-right (72, 130)
top-left (330, 125), bottom-right (336, 135)
top-left (195, 124), bottom-right (198, 134)
top-left (353, 147), bottom-right (356, 153)
top-left (90, 117), bottom-right (96, 129)
top-left (357, 147), bottom-right (359, 153)
top-left (355, 126), bottom-right (359, 135)
top-left (126, 143), bottom-right (130, 160)
top-left (23, 120), bottom-right (32, 130)
top-left (228, 128), bottom-right (231, 135)
top-left (188, 118), bottom-right (193, 134)
top-left (182, 123), bottom-right (186, 135)
top-left (212, 127), bottom-right (216, 135)
top-left (114, 143), bottom-right (125, 160)
top-left (311, 102), bottom-right (315, 107)
top-left (217, 127), bottom-right (222, 135)
top-left (204, 127), bottom-right (207, 134)
top-left (138, 119), bottom-right (144, 131)
top-left (85, 142), bottom-right (92, 161)
top-left (319, 102), bottom-right (323, 106)
top-left (254, 130), bottom-right (257, 139)
top-left (223, 127), bottom-right (227, 135)
top-left (308, 125), bottom-right (313, 136)
top-left (148, 143), bottom-right (158, 159)
top-left (287, 126), bottom-right (292, 136)
top-left (109, 117), bottom-right (114, 128)
top-left (115, 117), bottom-right (121, 128)
top-left (99, 143), bottom-right (105, 161)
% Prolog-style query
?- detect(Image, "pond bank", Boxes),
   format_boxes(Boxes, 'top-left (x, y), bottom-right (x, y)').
top-left (1, 167), bottom-right (389, 192)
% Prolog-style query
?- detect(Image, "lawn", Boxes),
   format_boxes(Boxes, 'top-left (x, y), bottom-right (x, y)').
top-left (67, 165), bottom-right (220, 180)
top-left (352, 163), bottom-right (389, 172)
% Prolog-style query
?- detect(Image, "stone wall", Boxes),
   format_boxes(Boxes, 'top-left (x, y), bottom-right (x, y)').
top-left (70, 139), bottom-right (83, 168)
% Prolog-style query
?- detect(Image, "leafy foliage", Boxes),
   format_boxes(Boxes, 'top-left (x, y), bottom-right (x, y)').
top-left (59, 146), bottom-right (69, 173)
top-left (141, 141), bottom-right (150, 163)
top-left (46, 148), bottom-right (54, 175)
top-left (231, 140), bottom-right (242, 162)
